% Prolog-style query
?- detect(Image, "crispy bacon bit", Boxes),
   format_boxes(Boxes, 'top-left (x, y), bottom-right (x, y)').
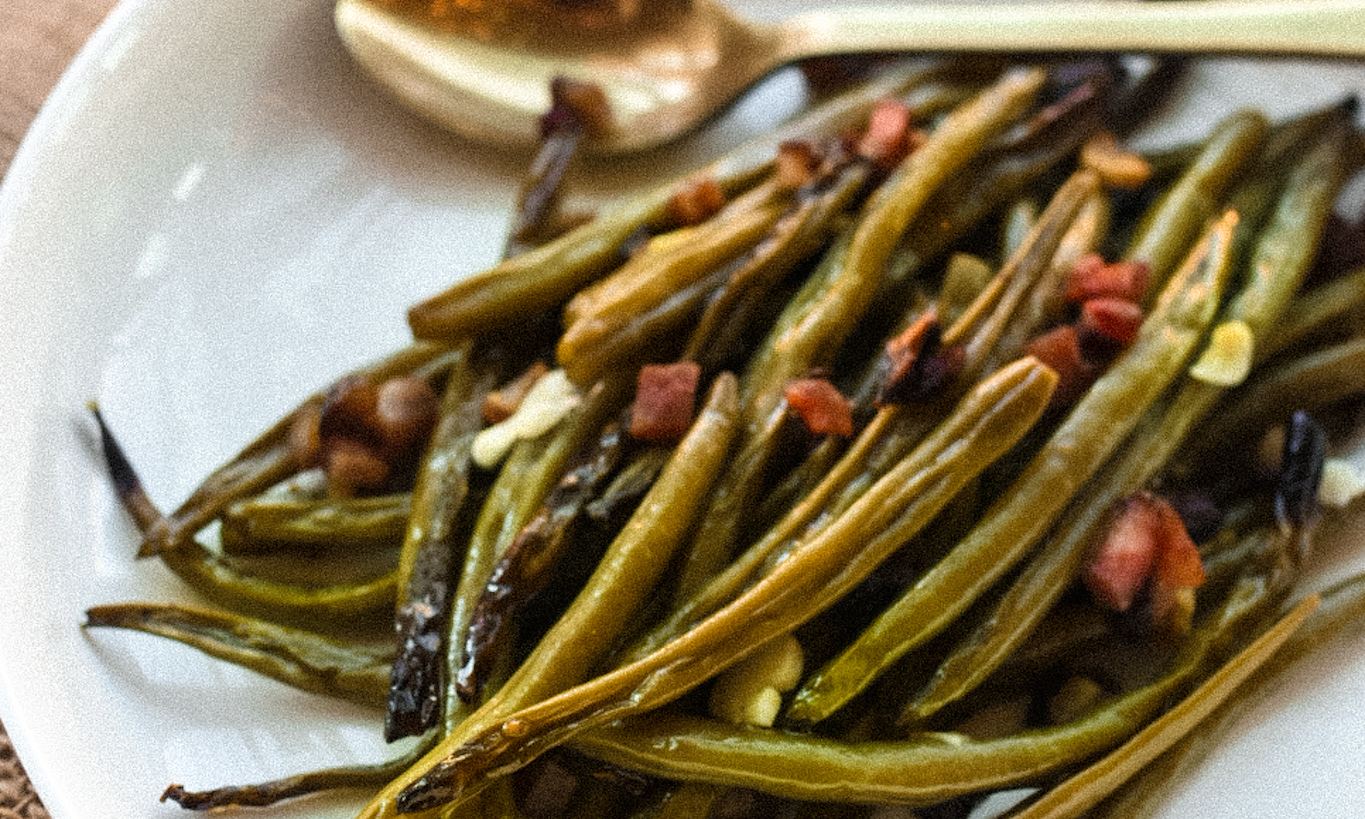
top-left (1084, 493), bottom-right (1161, 612)
top-left (289, 403), bottom-right (324, 468)
top-left (319, 376), bottom-right (383, 445)
top-left (483, 362), bottom-right (551, 425)
top-left (1025, 325), bottom-right (1094, 408)
top-left (884, 310), bottom-right (939, 364)
top-left (784, 377), bottom-right (854, 437)
top-left (629, 362), bottom-right (702, 442)
top-left (1153, 500), bottom-right (1205, 589)
top-left (876, 311), bottom-right (956, 405)
top-left (856, 98), bottom-right (917, 167)
top-left (322, 436), bottom-right (392, 497)
top-left (1084, 492), bottom-right (1206, 632)
top-left (666, 176), bottom-right (727, 226)
top-left (799, 54), bottom-right (882, 94)
top-left (1065, 254), bottom-right (1150, 304)
top-left (294, 374), bottom-right (440, 495)
top-left (374, 377), bottom-right (440, 456)
top-left (776, 140), bottom-right (822, 190)
top-left (541, 76), bottom-right (613, 139)
top-left (1077, 296), bottom-right (1144, 347)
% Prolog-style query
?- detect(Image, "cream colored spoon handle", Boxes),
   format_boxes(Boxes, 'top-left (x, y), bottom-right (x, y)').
top-left (778, 0), bottom-right (1365, 61)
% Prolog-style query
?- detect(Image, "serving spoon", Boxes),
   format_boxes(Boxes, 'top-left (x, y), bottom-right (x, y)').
top-left (335, 0), bottom-right (1365, 154)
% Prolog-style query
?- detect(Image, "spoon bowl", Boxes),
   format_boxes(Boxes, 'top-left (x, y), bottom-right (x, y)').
top-left (335, 0), bottom-right (1365, 154)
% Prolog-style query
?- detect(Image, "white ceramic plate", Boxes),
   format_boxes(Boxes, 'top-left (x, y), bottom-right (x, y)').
top-left (2, 1), bottom-right (1365, 817)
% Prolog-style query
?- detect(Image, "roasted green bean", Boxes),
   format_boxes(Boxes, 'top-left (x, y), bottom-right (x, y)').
top-left (218, 493), bottom-right (411, 555)
top-left (83, 602), bottom-right (391, 707)
top-left (387, 340), bottom-right (499, 740)
top-left (357, 373), bottom-right (744, 817)
top-left (906, 108), bottom-right (1357, 721)
top-left (405, 63), bottom-right (955, 343)
top-left (676, 67), bottom-right (1047, 599)
top-left (382, 358), bottom-right (1056, 814)
top-left (86, 60), bottom-right (1365, 819)
top-left (139, 342), bottom-right (460, 557)
top-left (787, 210), bottom-right (1235, 727)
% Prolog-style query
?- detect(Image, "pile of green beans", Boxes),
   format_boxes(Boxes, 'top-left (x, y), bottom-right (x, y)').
top-left (85, 58), bottom-right (1365, 819)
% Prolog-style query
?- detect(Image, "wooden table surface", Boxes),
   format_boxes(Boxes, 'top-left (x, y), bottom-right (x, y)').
top-left (1, 1), bottom-right (120, 813)
top-left (0, 0), bottom-right (118, 175)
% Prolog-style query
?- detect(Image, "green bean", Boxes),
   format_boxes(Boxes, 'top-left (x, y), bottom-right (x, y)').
top-left (91, 404), bottom-right (403, 627)
top-left (676, 68), bottom-right (1047, 598)
top-left (218, 493), bottom-right (410, 555)
top-left (355, 374), bottom-right (742, 819)
top-left (937, 253), bottom-right (996, 329)
top-left (571, 594), bottom-right (1315, 810)
top-left (577, 707), bottom-right (1138, 808)
top-left (957, 169), bottom-right (1101, 383)
top-left (502, 83), bottom-right (593, 259)
top-left (1105, 58), bottom-right (1191, 139)
top-left (906, 356), bottom-right (1232, 721)
top-left (684, 161), bottom-right (873, 374)
top-left (385, 358), bottom-right (1055, 814)
top-left (1090, 570), bottom-right (1365, 818)
top-left (986, 188), bottom-right (1110, 372)
top-left (1006, 594), bottom-right (1318, 819)
top-left (577, 505), bottom-right (1319, 810)
top-left (1263, 264), bottom-right (1365, 362)
top-left (444, 378), bottom-right (625, 717)
top-left (632, 230), bottom-right (1034, 648)
top-left (156, 542), bottom-right (398, 627)
top-left (906, 111), bottom-right (1357, 721)
top-left (405, 63), bottom-right (954, 343)
top-left (83, 602), bottom-right (391, 707)
top-left (905, 362), bottom-right (1234, 722)
top-left (160, 744), bottom-right (429, 810)
top-left (1001, 198), bottom-right (1040, 263)
top-left (1123, 109), bottom-right (1268, 294)
top-left (746, 432), bottom-right (848, 543)
top-left (1030, 429), bottom-right (1325, 817)
top-left (457, 423), bottom-right (629, 703)
top-left (138, 342), bottom-right (459, 557)
top-left (741, 67), bottom-right (1046, 429)
top-left (1217, 103), bottom-right (1351, 283)
top-left (563, 161), bottom-right (875, 386)
top-left (92, 59), bottom-right (1365, 819)
top-left (558, 183), bottom-right (787, 385)
top-left (881, 73), bottom-right (1106, 302)
top-left (633, 171), bottom-right (1097, 662)
top-left (584, 444), bottom-right (671, 522)
top-left (1228, 109), bottom-right (1362, 350)
top-left (668, 394), bottom-right (789, 600)
top-left (387, 339), bottom-right (500, 740)
top-left (787, 210), bottom-right (1235, 727)
top-left (627, 403), bottom-right (910, 663)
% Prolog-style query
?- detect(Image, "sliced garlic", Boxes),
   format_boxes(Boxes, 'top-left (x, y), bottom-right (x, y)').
top-left (471, 369), bottom-right (580, 469)
top-left (1189, 320), bottom-right (1254, 386)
